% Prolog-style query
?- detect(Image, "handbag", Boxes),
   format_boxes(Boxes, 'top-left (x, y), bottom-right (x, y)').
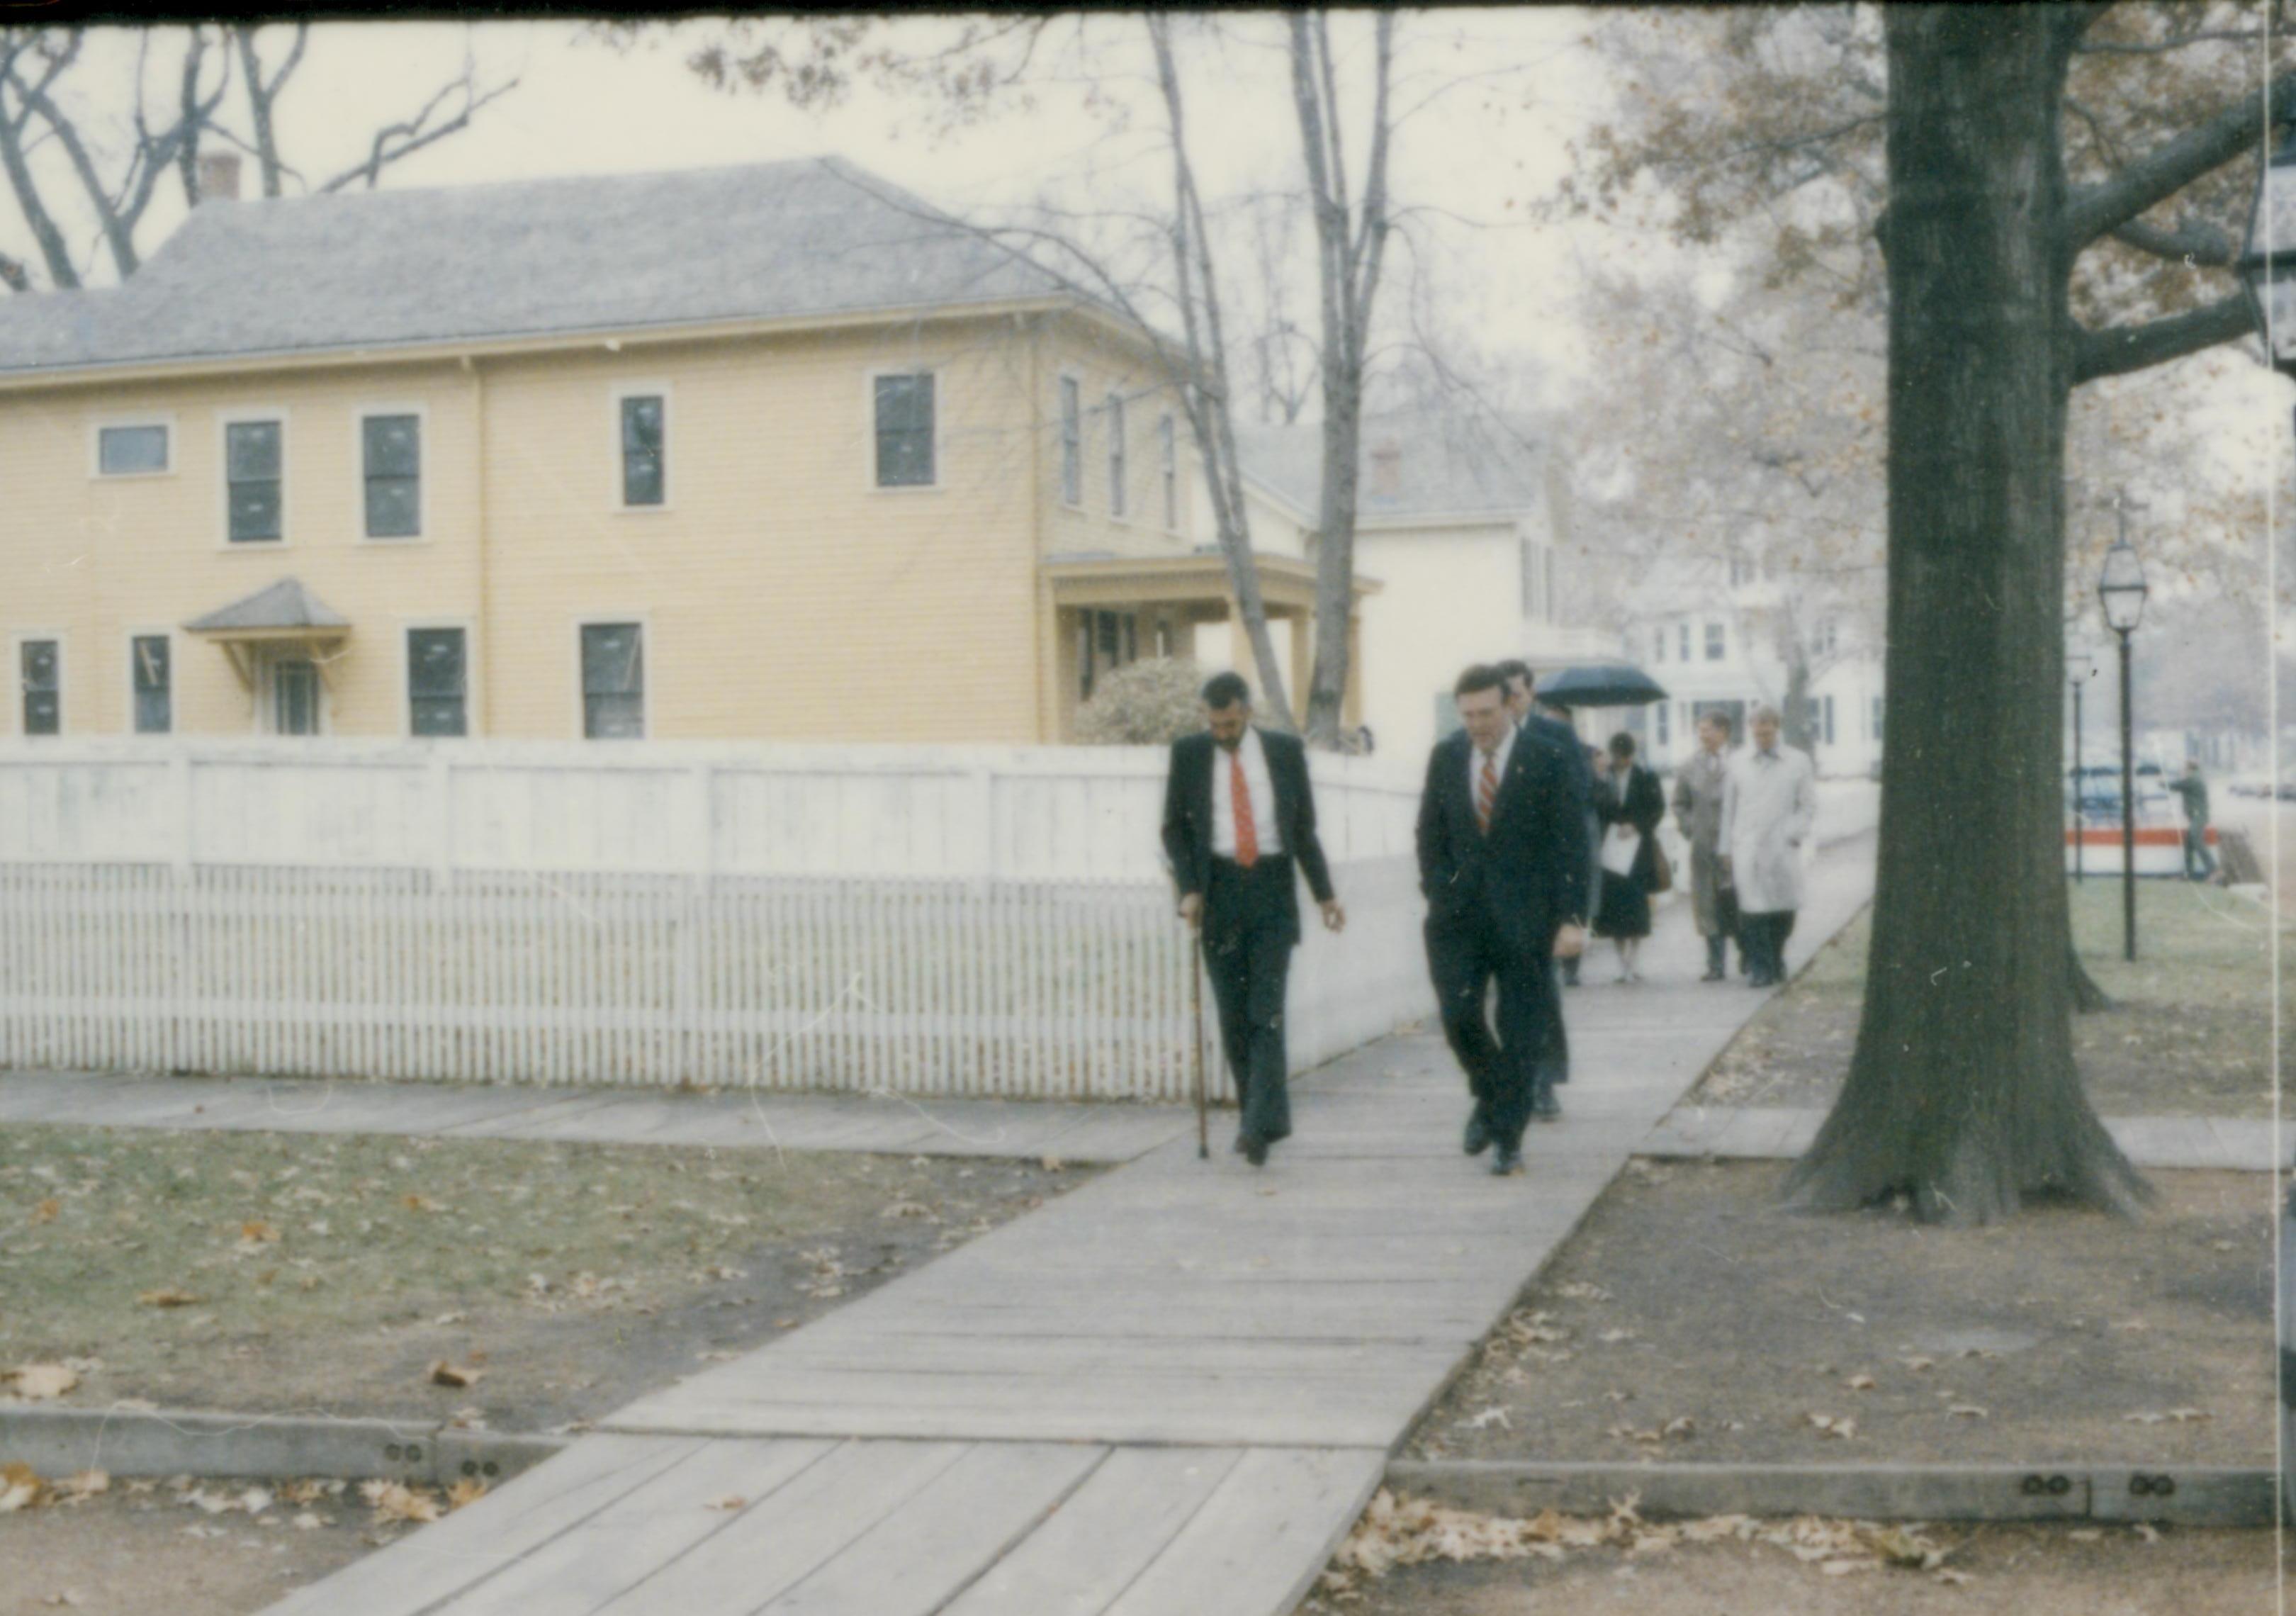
top-left (1648, 836), bottom-right (1674, 895)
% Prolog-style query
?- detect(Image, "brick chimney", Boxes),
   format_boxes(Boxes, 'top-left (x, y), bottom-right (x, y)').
top-left (196, 152), bottom-right (241, 204)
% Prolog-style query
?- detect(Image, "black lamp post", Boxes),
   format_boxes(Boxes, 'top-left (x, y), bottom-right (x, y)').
top-left (2098, 524), bottom-right (2149, 962)
top-left (2066, 646), bottom-right (2096, 884)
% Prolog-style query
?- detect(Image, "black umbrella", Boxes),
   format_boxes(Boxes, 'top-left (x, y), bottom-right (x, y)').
top-left (1536, 663), bottom-right (1669, 709)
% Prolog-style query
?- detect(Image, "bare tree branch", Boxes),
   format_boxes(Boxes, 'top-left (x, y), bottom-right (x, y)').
top-left (2107, 213), bottom-right (2236, 266)
top-left (319, 63), bottom-right (519, 192)
top-left (2064, 69), bottom-right (2296, 247)
top-left (2071, 290), bottom-right (2256, 383)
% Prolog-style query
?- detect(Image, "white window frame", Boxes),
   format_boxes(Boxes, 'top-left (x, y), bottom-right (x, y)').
top-left (1704, 619), bottom-right (1726, 662)
top-left (356, 403), bottom-right (432, 542)
top-left (89, 415), bottom-right (176, 480)
top-left (125, 627), bottom-right (175, 736)
top-left (866, 367), bottom-right (942, 494)
top-left (609, 381), bottom-right (673, 512)
top-left (217, 407), bottom-right (290, 549)
top-left (401, 617), bottom-right (478, 739)
top-left (1105, 391), bottom-right (1127, 519)
top-left (1159, 413), bottom-right (1178, 532)
top-left (1057, 374), bottom-right (1084, 507)
top-left (11, 629), bottom-right (64, 737)
top-left (573, 613), bottom-right (651, 741)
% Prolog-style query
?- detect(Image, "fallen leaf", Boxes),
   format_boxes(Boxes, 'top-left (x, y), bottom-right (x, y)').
top-left (2133, 1522), bottom-right (2161, 1544)
top-left (1661, 1416), bottom-right (1695, 1440)
top-left (428, 1361), bottom-right (484, 1389)
top-left (1932, 1568), bottom-right (1976, 1586)
top-left (240, 1221), bottom-right (280, 1243)
top-left (3, 1364), bottom-right (79, 1402)
top-left (137, 1288), bottom-right (201, 1309)
top-left (52, 1471), bottom-right (107, 1504)
top-left (359, 1481), bottom-right (441, 1525)
top-left (1947, 1405), bottom-right (1988, 1420)
top-left (403, 1194), bottom-right (447, 1213)
top-left (30, 1199), bottom-right (59, 1225)
top-left (1845, 1374), bottom-right (1876, 1391)
top-left (705, 1495), bottom-right (747, 1511)
top-left (445, 1479), bottom-right (488, 1510)
top-left (1899, 1355), bottom-right (1936, 1373)
top-left (879, 1201), bottom-right (934, 1221)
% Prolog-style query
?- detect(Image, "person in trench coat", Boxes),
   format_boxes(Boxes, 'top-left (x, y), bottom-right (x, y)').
top-left (1719, 705), bottom-right (1818, 988)
top-left (1671, 709), bottom-right (1738, 982)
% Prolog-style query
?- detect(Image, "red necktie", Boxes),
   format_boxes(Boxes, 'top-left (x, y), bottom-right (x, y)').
top-left (1231, 749), bottom-right (1259, 868)
top-left (1476, 751), bottom-right (1498, 834)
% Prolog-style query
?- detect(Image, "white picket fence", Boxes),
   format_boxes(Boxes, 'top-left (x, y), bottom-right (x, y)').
top-left (0, 739), bottom-right (1434, 1101)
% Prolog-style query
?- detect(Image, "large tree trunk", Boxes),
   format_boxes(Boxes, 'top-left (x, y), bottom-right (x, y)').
top-left (1784, 6), bottom-right (2146, 1223)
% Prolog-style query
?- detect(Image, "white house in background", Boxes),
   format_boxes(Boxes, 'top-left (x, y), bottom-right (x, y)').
top-left (1188, 406), bottom-right (1609, 764)
top-left (1621, 553), bottom-right (1885, 780)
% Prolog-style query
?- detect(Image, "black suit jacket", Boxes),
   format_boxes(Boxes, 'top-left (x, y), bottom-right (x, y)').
top-left (1161, 728), bottom-right (1336, 938)
top-left (1417, 726), bottom-right (1591, 955)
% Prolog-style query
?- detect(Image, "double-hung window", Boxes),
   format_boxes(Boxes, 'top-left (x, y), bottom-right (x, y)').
top-left (581, 623), bottom-right (645, 739)
top-left (873, 374), bottom-right (935, 488)
top-left (1106, 393), bottom-right (1127, 517)
top-left (363, 414), bottom-right (422, 537)
top-left (1159, 414), bottom-right (1177, 529)
top-left (408, 628), bottom-right (468, 737)
top-left (131, 636), bottom-right (170, 734)
top-left (619, 394), bottom-right (666, 507)
top-left (1059, 378), bottom-right (1082, 505)
top-left (1704, 621), bottom-right (1726, 662)
top-left (19, 640), bottom-right (58, 735)
top-left (225, 420), bottom-right (283, 542)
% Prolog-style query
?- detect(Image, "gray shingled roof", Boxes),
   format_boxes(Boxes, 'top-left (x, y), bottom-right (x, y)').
top-left (0, 157), bottom-right (1071, 376)
top-left (184, 578), bottom-right (350, 633)
top-left (1235, 408), bottom-right (1549, 523)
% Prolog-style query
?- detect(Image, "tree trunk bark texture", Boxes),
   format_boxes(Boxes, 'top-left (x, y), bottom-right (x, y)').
top-left (1786, 7), bottom-right (2146, 1223)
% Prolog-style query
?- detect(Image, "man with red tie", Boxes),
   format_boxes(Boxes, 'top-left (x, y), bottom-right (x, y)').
top-left (1161, 672), bottom-right (1345, 1167)
top-left (1417, 664), bottom-right (1590, 1176)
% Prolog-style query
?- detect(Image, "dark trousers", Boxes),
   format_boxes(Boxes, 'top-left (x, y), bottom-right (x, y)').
top-left (2184, 826), bottom-right (2217, 880)
top-left (1537, 960), bottom-right (1570, 1087)
top-left (1742, 910), bottom-right (1796, 982)
top-left (1203, 858), bottom-right (1297, 1145)
top-left (1704, 932), bottom-right (1728, 977)
top-left (1426, 913), bottom-right (1553, 1150)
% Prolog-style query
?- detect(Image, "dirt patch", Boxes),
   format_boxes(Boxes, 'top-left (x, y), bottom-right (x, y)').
top-left (1409, 1160), bottom-right (2272, 1466)
top-left (0, 1476), bottom-right (377, 1616)
top-left (0, 1123), bottom-right (1087, 1430)
top-left (1694, 880), bottom-right (2279, 1116)
top-left (1295, 1520), bottom-right (2275, 1616)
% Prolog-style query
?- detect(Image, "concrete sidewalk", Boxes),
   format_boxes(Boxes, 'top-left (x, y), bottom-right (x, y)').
top-left (0, 1067), bottom-right (1195, 1163)
top-left (242, 835), bottom-right (1877, 1616)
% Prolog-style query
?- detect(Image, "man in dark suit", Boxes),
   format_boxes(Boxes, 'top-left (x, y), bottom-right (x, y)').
top-left (1497, 659), bottom-right (1586, 1120)
top-left (1161, 672), bottom-right (1345, 1167)
top-left (1419, 663), bottom-right (1590, 1176)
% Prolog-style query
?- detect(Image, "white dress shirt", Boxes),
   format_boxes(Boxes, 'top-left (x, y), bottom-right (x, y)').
top-left (1210, 726), bottom-right (1285, 858)
top-left (1468, 722), bottom-right (1517, 815)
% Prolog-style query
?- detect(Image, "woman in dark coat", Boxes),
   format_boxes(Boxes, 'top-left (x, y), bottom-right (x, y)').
top-left (1592, 731), bottom-right (1665, 981)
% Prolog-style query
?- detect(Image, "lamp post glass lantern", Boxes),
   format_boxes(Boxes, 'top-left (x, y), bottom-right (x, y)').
top-left (2097, 539), bottom-right (2147, 963)
top-left (2239, 128), bottom-right (2296, 378)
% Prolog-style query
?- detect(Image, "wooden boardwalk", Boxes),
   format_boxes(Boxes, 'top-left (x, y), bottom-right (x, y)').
top-left (1641, 1103), bottom-right (2287, 1172)
top-left (242, 846), bottom-right (1881, 1616)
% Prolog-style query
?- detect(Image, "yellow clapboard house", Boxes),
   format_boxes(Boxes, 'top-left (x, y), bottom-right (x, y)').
top-left (0, 155), bottom-right (1368, 744)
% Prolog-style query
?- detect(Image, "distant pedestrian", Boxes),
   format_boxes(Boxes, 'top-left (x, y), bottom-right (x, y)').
top-left (1591, 732), bottom-right (1664, 982)
top-left (1417, 664), bottom-right (1590, 1177)
top-left (1160, 673), bottom-right (1345, 1167)
top-left (1672, 709), bottom-right (1738, 982)
top-left (1721, 706), bottom-right (1817, 989)
top-left (2170, 759), bottom-right (2217, 882)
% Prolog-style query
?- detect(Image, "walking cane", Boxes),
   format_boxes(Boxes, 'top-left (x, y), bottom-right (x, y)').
top-left (1188, 928), bottom-right (1209, 1160)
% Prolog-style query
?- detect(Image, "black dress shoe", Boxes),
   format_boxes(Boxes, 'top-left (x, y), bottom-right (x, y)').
top-left (1232, 1133), bottom-right (1249, 1155)
top-left (1533, 1086), bottom-right (1562, 1122)
top-left (1463, 1112), bottom-right (1492, 1155)
top-left (1490, 1145), bottom-right (1524, 1177)
top-left (1242, 1135), bottom-right (1269, 1167)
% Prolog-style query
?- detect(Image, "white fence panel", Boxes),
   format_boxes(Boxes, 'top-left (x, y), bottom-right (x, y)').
top-left (0, 738), bottom-right (1434, 1100)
